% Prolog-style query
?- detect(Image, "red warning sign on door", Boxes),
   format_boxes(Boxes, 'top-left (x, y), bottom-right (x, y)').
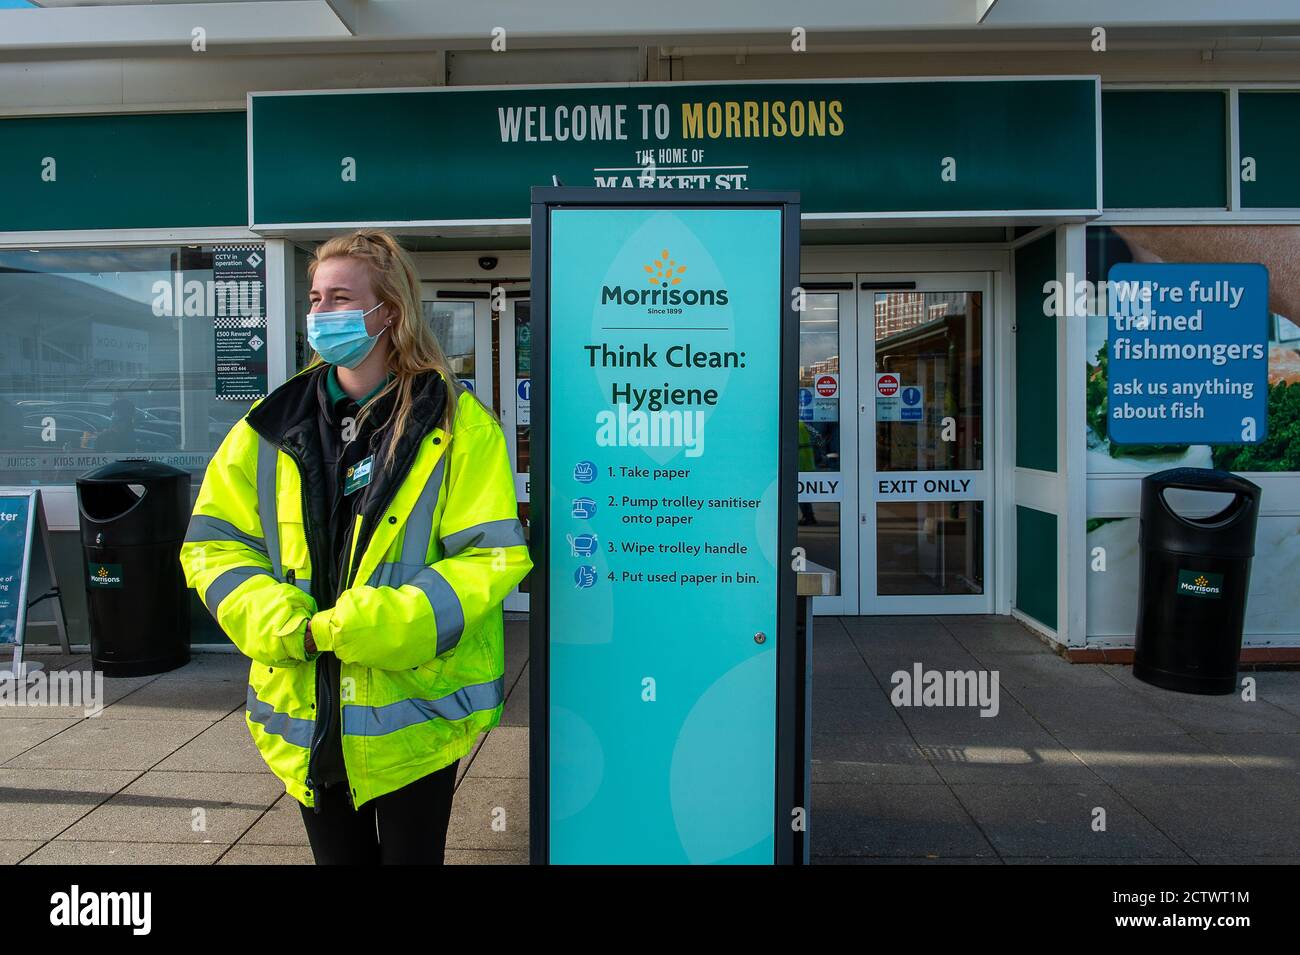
top-left (815, 374), bottom-right (838, 397)
top-left (876, 373), bottom-right (899, 397)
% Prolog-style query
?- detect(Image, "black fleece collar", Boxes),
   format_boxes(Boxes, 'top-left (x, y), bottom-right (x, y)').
top-left (246, 364), bottom-right (447, 450)
top-left (244, 365), bottom-right (449, 603)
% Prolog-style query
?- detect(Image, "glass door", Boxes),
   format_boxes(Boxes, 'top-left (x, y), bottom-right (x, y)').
top-left (857, 273), bottom-right (993, 614)
top-left (795, 278), bottom-right (856, 615)
top-left (419, 284), bottom-right (493, 404)
top-left (499, 293), bottom-right (531, 611)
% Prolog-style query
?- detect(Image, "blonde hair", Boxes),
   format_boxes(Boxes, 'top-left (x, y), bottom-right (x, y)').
top-left (307, 229), bottom-right (470, 468)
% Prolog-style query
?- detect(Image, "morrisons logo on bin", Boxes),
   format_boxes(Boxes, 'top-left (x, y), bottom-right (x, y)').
top-left (88, 563), bottom-right (124, 588)
top-left (601, 250), bottom-right (729, 307)
top-left (1176, 570), bottom-right (1223, 599)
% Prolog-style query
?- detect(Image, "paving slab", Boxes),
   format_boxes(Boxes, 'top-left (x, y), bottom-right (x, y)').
top-left (922, 735), bottom-right (1097, 786)
top-left (0, 671), bottom-right (156, 719)
top-left (0, 717), bottom-right (81, 763)
top-left (813, 683), bottom-right (910, 736)
top-left (950, 782), bottom-right (1187, 860)
top-left (943, 621), bottom-right (1057, 656)
top-left (150, 653), bottom-right (252, 683)
top-left (446, 776), bottom-right (528, 852)
top-left (810, 637), bottom-right (878, 689)
top-left (0, 768), bottom-right (139, 841)
top-left (960, 651), bottom-right (1119, 689)
top-left (23, 841), bottom-right (225, 864)
top-left (1067, 733), bottom-right (1253, 787)
top-left (238, 793), bottom-right (310, 846)
top-left (1002, 856), bottom-right (1175, 865)
top-left (457, 735), bottom-right (486, 783)
top-left (57, 770), bottom-right (285, 845)
top-left (466, 727), bottom-right (528, 779)
top-left (1189, 731), bottom-right (1300, 779)
top-left (810, 781), bottom-right (997, 859)
top-left (812, 734), bottom-right (942, 785)
top-left (14, 652), bottom-right (90, 672)
top-left (0, 841), bottom-right (42, 864)
top-left (499, 663), bottom-right (529, 727)
top-left (100, 678), bottom-right (245, 722)
top-left (154, 711), bottom-right (265, 773)
top-left (219, 844), bottom-right (316, 865)
top-left (816, 855), bottom-right (1003, 864)
top-left (1150, 695), bottom-right (1300, 736)
top-left (1010, 684), bottom-right (1186, 742)
top-left (891, 691), bottom-right (1046, 739)
top-left (446, 849), bottom-right (528, 865)
top-left (1250, 671), bottom-right (1300, 718)
top-left (4, 717), bottom-right (212, 771)
top-left (1117, 782), bottom-right (1300, 858)
top-left (1187, 854), bottom-right (1300, 865)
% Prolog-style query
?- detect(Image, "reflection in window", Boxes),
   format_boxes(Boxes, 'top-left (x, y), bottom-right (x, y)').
top-left (797, 502), bottom-right (840, 594)
top-left (874, 291), bottom-right (983, 472)
top-left (422, 300), bottom-right (477, 384)
top-left (877, 500), bottom-right (984, 596)
top-left (797, 292), bottom-right (840, 473)
top-left (0, 245), bottom-right (263, 484)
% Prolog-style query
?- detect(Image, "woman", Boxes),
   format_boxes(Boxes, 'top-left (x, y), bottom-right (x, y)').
top-left (180, 229), bottom-right (531, 864)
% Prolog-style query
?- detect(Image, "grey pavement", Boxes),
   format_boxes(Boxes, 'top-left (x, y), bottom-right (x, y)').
top-left (2, 614), bottom-right (1296, 864)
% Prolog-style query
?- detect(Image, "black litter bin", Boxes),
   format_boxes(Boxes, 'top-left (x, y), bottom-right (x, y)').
top-left (1134, 467), bottom-right (1261, 695)
top-left (77, 459), bottom-right (191, 677)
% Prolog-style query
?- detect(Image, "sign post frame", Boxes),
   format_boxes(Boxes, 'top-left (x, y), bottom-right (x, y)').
top-left (527, 187), bottom-right (802, 864)
top-left (0, 489), bottom-right (69, 679)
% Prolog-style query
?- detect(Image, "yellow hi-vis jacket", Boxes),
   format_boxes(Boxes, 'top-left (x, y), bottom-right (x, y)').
top-left (179, 366), bottom-right (531, 809)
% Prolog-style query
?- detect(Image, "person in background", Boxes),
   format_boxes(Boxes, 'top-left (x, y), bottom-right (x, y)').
top-left (798, 418), bottom-right (819, 526)
top-left (94, 397), bottom-right (139, 453)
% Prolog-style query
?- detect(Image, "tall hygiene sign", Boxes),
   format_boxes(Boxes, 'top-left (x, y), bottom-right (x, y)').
top-left (529, 189), bottom-right (801, 864)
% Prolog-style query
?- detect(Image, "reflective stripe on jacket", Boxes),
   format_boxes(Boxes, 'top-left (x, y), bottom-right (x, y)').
top-left (179, 368), bottom-right (532, 809)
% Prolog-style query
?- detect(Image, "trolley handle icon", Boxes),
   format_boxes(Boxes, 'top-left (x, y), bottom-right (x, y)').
top-left (566, 532), bottom-right (599, 557)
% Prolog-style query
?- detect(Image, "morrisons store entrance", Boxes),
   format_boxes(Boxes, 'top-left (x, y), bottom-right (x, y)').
top-left (794, 270), bottom-right (996, 617)
top-left (250, 77), bottom-right (1095, 623)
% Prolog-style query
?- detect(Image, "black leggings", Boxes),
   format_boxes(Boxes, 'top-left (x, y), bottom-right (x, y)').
top-left (298, 760), bottom-right (460, 865)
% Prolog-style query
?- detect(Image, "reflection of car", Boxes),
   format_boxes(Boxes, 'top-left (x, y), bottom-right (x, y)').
top-left (18, 400), bottom-right (113, 418)
top-left (16, 412), bottom-right (173, 452)
top-left (93, 427), bottom-right (173, 452)
top-left (10, 398), bottom-right (241, 451)
top-left (22, 411), bottom-right (108, 441)
top-left (17, 401), bottom-right (184, 442)
top-left (130, 410), bottom-right (180, 442)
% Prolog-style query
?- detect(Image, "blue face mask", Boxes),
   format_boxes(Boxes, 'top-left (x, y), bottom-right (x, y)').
top-left (306, 302), bottom-right (388, 369)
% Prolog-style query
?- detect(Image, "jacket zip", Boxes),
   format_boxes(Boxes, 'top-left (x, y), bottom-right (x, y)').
top-left (280, 441), bottom-right (333, 815)
top-left (339, 429), bottom-right (410, 597)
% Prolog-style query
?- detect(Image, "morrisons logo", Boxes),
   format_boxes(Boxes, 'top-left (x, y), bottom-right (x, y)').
top-left (1176, 570), bottom-right (1223, 599)
top-left (601, 248), bottom-right (729, 307)
top-left (88, 562), bottom-right (124, 588)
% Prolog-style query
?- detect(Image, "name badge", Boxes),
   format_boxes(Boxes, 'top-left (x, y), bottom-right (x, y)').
top-left (344, 455), bottom-right (374, 496)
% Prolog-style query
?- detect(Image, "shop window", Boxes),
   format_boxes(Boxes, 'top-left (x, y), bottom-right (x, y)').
top-left (0, 244), bottom-right (264, 485)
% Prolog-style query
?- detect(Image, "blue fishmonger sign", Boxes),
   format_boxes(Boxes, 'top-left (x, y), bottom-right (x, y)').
top-left (1107, 263), bottom-right (1269, 446)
